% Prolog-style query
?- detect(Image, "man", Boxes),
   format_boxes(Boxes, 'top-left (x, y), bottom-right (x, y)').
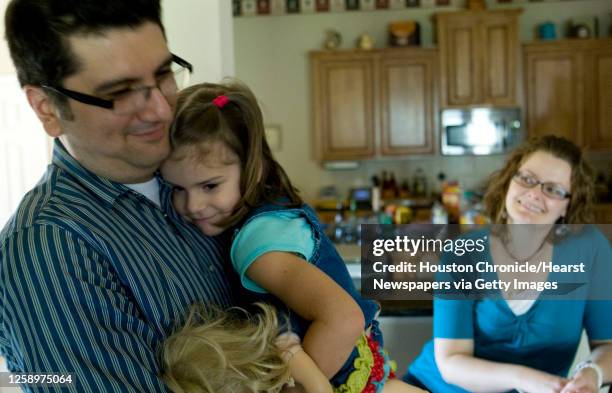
top-left (1, 0), bottom-right (234, 391)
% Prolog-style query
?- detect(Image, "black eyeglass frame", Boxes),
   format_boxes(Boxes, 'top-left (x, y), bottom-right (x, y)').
top-left (512, 171), bottom-right (572, 200)
top-left (41, 54), bottom-right (193, 110)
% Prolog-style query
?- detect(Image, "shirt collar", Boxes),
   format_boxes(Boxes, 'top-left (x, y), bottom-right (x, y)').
top-left (51, 139), bottom-right (144, 209)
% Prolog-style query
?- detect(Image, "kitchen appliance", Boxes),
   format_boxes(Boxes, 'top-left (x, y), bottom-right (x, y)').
top-left (349, 187), bottom-right (372, 210)
top-left (441, 107), bottom-right (523, 155)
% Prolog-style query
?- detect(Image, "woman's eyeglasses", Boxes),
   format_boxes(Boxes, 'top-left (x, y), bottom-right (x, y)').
top-left (512, 171), bottom-right (571, 200)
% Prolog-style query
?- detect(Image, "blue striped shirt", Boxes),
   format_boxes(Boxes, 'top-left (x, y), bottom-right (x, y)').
top-left (0, 140), bottom-right (234, 392)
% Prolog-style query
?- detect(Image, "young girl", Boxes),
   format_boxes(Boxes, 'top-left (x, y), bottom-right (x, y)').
top-left (160, 80), bottom-right (425, 393)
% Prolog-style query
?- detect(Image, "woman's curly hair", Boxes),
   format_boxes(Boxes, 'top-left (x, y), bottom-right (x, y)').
top-left (483, 135), bottom-right (595, 224)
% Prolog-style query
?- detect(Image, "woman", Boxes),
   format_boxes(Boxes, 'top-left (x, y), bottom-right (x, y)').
top-left (404, 135), bottom-right (612, 393)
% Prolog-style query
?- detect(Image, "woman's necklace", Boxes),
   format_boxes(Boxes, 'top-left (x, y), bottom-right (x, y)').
top-left (500, 235), bottom-right (547, 262)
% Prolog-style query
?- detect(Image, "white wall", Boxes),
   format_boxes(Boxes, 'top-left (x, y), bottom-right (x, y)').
top-left (233, 0), bottom-right (612, 200)
top-left (0, 0), bottom-right (14, 74)
top-left (0, 0), bottom-right (49, 229)
top-left (162, 0), bottom-right (235, 83)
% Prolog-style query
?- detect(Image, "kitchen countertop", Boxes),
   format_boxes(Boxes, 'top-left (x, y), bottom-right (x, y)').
top-left (335, 243), bottom-right (361, 262)
top-left (336, 242), bottom-right (433, 316)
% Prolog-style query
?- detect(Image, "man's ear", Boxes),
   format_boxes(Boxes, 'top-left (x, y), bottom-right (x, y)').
top-left (24, 85), bottom-right (64, 138)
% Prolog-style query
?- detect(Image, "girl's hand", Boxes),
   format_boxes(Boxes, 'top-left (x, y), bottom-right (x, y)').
top-left (518, 367), bottom-right (568, 393)
top-left (560, 368), bottom-right (600, 393)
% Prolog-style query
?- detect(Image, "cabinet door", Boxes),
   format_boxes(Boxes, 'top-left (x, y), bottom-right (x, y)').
top-left (481, 13), bottom-right (519, 106)
top-left (379, 50), bottom-right (437, 155)
top-left (524, 46), bottom-right (584, 144)
top-left (584, 41), bottom-right (612, 151)
top-left (311, 53), bottom-right (376, 160)
top-left (437, 14), bottom-right (482, 107)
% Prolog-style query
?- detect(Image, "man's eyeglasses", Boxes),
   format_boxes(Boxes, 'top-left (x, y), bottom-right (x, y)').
top-left (512, 171), bottom-right (571, 200)
top-left (42, 54), bottom-right (192, 115)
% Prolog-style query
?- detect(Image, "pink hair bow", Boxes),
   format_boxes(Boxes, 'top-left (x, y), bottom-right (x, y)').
top-left (212, 95), bottom-right (229, 108)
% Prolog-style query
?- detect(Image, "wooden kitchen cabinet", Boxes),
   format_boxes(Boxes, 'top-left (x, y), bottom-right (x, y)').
top-left (435, 9), bottom-right (521, 108)
top-left (584, 40), bottom-right (612, 151)
top-left (311, 48), bottom-right (437, 161)
top-left (311, 51), bottom-right (376, 160)
top-left (379, 49), bottom-right (437, 155)
top-left (524, 45), bottom-right (583, 144)
top-left (524, 38), bottom-right (612, 151)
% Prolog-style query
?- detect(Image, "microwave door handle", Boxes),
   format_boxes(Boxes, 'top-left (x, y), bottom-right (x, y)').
top-left (495, 121), bottom-right (505, 148)
top-left (502, 121), bottom-right (511, 147)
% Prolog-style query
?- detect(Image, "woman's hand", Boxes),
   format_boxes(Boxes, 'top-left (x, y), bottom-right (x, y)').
top-left (434, 338), bottom-right (572, 393)
top-left (517, 366), bottom-right (568, 393)
top-left (560, 367), bottom-right (599, 393)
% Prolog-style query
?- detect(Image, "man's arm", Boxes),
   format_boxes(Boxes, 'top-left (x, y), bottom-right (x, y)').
top-left (1, 225), bottom-right (169, 392)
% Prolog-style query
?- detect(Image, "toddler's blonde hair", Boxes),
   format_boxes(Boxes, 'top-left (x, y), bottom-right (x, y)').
top-left (162, 303), bottom-right (291, 393)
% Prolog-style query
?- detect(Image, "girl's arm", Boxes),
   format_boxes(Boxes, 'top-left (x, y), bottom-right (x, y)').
top-left (247, 251), bottom-right (365, 378)
top-left (276, 333), bottom-right (332, 393)
top-left (435, 338), bottom-right (568, 393)
top-left (561, 341), bottom-right (612, 393)
top-left (289, 348), bottom-right (333, 393)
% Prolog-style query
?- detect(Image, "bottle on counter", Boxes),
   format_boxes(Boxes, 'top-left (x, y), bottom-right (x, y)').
top-left (332, 199), bottom-right (345, 242)
top-left (381, 171), bottom-right (397, 199)
top-left (398, 179), bottom-right (410, 199)
top-left (389, 172), bottom-right (398, 198)
top-left (434, 172), bottom-right (446, 200)
top-left (381, 170), bottom-right (395, 200)
top-left (459, 191), bottom-right (488, 225)
top-left (431, 201), bottom-right (448, 224)
top-left (344, 197), bottom-right (359, 244)
top-left (381, 170), bottom-right (389, 188)
top-left (442, 180), bottom-right (461, 224)
top-left (371, 185), bottom-right (381, 213)
top-left (413, 167), bottom-right (428, 197)
top-left (394, 205), bottom-right (412, 224)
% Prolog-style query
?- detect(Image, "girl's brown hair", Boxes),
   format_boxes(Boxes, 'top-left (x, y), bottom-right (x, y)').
top-left (483, 135), bottom-right (595, 224)
top-left (161, 303), bottom-right (291, 393)
top-left (167, 79), bottom-right (303, 228)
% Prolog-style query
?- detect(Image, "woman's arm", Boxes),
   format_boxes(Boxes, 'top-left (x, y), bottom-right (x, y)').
top-left (247, 251), bottom-right (365, 378)
top-left (561, 341), bottom-right (612, 393)
top-left (435, 338), bottom-right (568, 393)
top-left (562, 230), bottom-right (612, 392)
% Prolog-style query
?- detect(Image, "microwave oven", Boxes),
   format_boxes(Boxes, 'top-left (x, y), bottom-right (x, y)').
top-left (441, 107), bottom-right (523, 155)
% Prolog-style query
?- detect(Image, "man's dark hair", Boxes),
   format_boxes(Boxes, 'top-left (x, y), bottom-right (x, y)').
top-left (5, 0), bottom-right (164, 94)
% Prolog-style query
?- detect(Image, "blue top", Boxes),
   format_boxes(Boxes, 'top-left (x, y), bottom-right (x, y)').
top-left (231, 211), bottom-right (315, 293)
top-left (0, 140), bottom-right (234, 392)
top-left (406, 226), bottom-right (612, 393)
